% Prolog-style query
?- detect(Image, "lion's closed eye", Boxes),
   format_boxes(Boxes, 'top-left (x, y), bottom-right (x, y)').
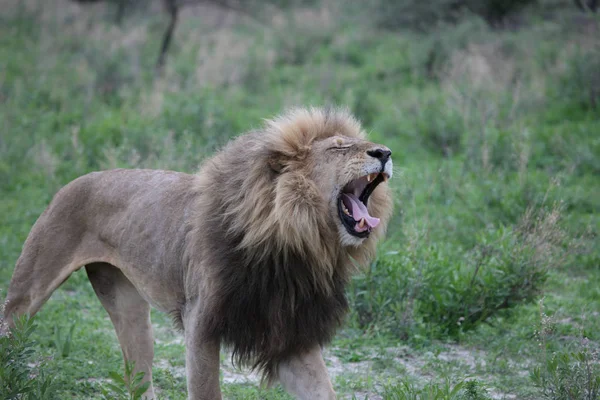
top-left (326, 145), bottom-right (353, 151)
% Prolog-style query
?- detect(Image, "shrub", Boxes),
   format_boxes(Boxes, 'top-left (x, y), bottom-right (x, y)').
top-left (381, 379), bottom-right (492, 400)
top-left (347, 252), bottom-right (420, 339)
top-left (531, 121), bottom-right (600, 176)
top-left (531, 301), bottom-right (600, 400)
top-left (555, 45), bottom-right (600, 110)
top-left (349, 204), bottom-right (567, 338)
top-left (418, 222), bottom-right (548, 335)
top-left (414, 98), bottom-right (465, 157)
top-left (531, 349), bottom-right (600, 400)
top-left (0, 307), bottom-right (57, 400)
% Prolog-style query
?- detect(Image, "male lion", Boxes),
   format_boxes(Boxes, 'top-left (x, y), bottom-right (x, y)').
top-left (4, 107), bottom-right (393, 399)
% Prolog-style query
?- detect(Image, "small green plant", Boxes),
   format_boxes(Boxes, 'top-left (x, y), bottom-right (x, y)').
top-left (51, 323), bottom-right (76, 358)
top-left (381, 379), bottom-right (491, 400)
top-left (556, 46), bottom-right (600, 110)
top-left (461, 381), bottom-right (492, 400)
top-left (101, 360), bottom-right (150, 400)
top-left (531, 350), bottom-right (600, 400)
top-left (414, 99), bottom-right (465, 157)
top-left (0, 306), bottom-right (57, 400)
top-left (530, 300), bottom-right (600, 400)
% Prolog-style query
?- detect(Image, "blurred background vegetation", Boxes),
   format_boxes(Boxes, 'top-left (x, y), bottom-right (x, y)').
top-left (0, 0), bottom-right (599, 399)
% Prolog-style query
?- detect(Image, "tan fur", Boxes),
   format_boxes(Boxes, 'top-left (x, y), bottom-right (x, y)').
top-left (4, 107), bottom-right (393, 399)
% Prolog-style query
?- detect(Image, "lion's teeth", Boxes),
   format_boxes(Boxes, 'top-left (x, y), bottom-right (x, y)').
top-left (382, 174), bottom-right (388, 182)
top-left (358, 218), bottom-right (365, 228)
top-left (367, 174), bottom-right (372, 182)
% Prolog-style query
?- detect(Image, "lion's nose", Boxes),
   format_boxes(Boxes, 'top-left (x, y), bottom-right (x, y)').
top-left (367, 147), bottom-right (392, 164)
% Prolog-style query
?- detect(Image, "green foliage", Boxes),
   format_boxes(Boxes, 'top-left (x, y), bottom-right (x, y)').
top-left (381, 379), bottom-right (491, 400)
top-left (350, 204), bottom-right (568, 338)
top-left (0, 313), bottom-right (57, 400)
top-left (348, 254), bottom-right (415, 338)
top-left (555, 44), bottom-right (600, 111)
top-left (531, 346), bottom-right (600, 399)
top-left (100, 361), bottom-right (150, 400)
top-left (371, 0), bottom-right (465, 31)
top-left (530, 300), bottom-right (600, 400)
top-left (221, 383), bottom-right (291, 399)
top-left (531, 120), bottom-right (600, 176)
top-left (51, 323), bottom-right (76, 358)
top-left (413, 98), bottom-right (465, 156)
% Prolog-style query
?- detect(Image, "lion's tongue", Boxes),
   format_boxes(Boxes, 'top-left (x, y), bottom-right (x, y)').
top-left (342, 193), bottom-right (380, 232)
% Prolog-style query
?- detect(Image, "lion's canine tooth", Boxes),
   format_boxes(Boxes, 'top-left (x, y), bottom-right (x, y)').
top-left (382, 173), bottom-right (388, 182)
top-left (358, 218), bottom-right (365, 228)
top-left (367, 174), bottom-right (372, 182)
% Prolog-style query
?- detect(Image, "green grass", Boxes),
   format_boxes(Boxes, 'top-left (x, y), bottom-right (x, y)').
top-left (1, 1), bottom-right (599, 399)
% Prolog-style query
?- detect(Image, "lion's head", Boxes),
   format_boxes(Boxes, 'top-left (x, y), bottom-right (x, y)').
top-left (197, 106), bottom-right (394, 274)
top-left (259, 107), bottom-right (393, 261)
top-left (290, 125), bottom-right (393, 248)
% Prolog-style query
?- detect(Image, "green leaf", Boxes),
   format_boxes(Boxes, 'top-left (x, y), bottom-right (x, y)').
top-left (105, 382), bottom-right (127, 396)
top-left (133, 381), bottom-right (151, 399)
top-left (109, 371), bottom-right (126, 386)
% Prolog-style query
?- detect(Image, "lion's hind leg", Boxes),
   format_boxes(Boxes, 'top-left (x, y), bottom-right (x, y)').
top-left (85, 263), bottom-right (155, 399)
top-left (4, 215), bottom-right (87, 326)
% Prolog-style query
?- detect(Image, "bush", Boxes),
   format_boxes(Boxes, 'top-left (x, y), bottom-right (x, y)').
top-left (417, 222), bottom-right (549, 335)
top-left (349, 204), bottom-right (567, 338)
top-left (348, 251), bottom-right (420, 339)
top-left (531, 301), bottom-right (600, 400)
top-left (531, 350), bottom-right (600, 400)
top-left (0, 308), bottom-right (57, 400)
top-left (555, 45), bottom-right (600, 110)
top-left (414, 98), bottom-right (465, 157)
top-left (381, 379), bottom-right (492, 400)
top-left (531, 121), bottom-right (600, 176)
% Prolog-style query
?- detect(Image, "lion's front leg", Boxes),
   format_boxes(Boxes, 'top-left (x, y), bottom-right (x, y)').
top-left (183, 308), bottom-right (221, 400)
top-left (278, 346), bottom-right (336, 400)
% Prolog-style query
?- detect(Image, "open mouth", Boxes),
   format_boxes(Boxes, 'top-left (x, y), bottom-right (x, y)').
top-left (338, 172), bottom-right (389, 238)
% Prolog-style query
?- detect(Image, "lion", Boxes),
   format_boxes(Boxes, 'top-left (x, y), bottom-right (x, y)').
top-left (3, 107), bottom-right (393, 399)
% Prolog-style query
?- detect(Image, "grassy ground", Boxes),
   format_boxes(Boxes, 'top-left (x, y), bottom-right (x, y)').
top-left (1, 1), bottom-right (599, 399)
